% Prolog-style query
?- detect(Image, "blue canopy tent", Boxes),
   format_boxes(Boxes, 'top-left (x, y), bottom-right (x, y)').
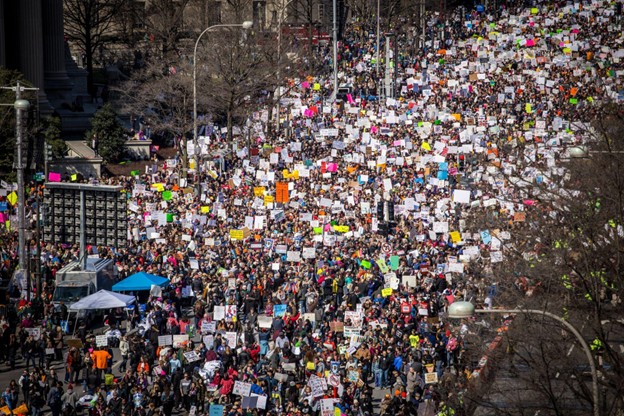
top-left (112, 271), bottom-right (170, 292)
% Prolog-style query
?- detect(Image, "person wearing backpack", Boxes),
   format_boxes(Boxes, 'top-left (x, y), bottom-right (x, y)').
top-left (46, 381), bottom-right (62, 416)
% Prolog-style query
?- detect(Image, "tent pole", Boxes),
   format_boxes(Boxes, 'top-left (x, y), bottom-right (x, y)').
top-left (72, 313), bottom-right (79, 337)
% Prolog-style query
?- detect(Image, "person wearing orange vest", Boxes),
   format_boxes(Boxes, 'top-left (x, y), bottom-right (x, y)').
top-left (137, 356), bottom-right (150, 374)
top-left (90, 347), bottom-right (111, 382)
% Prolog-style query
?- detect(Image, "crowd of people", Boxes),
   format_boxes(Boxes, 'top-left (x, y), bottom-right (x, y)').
top-left (0, 0), bottom-right (622, 415)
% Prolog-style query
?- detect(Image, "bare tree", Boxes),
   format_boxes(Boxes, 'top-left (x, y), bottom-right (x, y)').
top-left (290, 0), bottom-right (320, 68)
top-left (117, 62), bottom-right (194, 178)
top-left (110, 1), bottom-right (145, 49)
top-left (197, 29), bottom-right (275, 141)
top-left (223, 0), bottom-right (253, 24)
top-left (455, 105), bottom-right (624, 415)
top-left (144, 0), bottom-right (192, 63)
top-left (64, 0), bottom-right (124, 97)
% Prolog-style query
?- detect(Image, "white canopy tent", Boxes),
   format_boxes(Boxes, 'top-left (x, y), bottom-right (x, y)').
top-left (69, 289), bottom-right (136, 310)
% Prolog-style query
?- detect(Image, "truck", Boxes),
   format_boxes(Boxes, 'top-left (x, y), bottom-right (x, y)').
top-left (52, 257), bottom-right (117, 325)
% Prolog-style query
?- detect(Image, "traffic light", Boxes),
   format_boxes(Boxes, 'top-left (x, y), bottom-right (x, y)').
top-left (388, 202), bottom-right (395, 222)
top-left (378, 222), bottom-right (388, 236)
top-left (377, 201), bottom-right (384, 219)
top-left (45, 141), bottom-right (53, 162)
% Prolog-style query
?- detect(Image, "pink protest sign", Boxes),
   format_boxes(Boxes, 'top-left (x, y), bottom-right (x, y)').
top-left (48, 172), bottom-right (61, 182)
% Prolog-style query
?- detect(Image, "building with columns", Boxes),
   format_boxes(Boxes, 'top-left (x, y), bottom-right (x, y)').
top-left (0, 0), bottom-right (91, 133)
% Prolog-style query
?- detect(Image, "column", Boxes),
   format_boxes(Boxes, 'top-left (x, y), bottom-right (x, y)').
top-left (18, 0), bottom-right (50, 111)
top-left (0, 0), bottom-right (5, 67)
top-left (18, 0), bottom-right (45, 89)
top-left (42, 0), bottom-right (72, 93)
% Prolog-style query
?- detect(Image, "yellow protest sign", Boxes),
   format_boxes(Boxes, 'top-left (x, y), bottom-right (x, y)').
top-left (376, 259), bottom-right (389, 274)
top-left (0, 406), bottom-right (10, 415)
top-left (253, 187), bottom-right (265, 196)
top-left (382, 287), bottom-right (393, 297)
top-left (421, 142), bottom-right (431, 151)
top-left (71, 174), bottom-right (78, 181)
top-left (525, 103), bottom-right (532, 114)
top-left (333, 225), bottom-right (350, 233)
top-left (229, 229), bottom-right (244, 240)
top-left (409, 335), bottom-right (420, 347)
top-left (14, 403), bottom-right (28, 415)
top-left (200, 206), bottom-right (210, 213)
top-left (151, 183), bottom-right (164, 192)
top-left (282, 170), bottom-right (299, 180)
top-left (451, 113), bottom-right (461, 121)
top-left (313, 83), bottom-right (321, 91)
top-left (6, 191), bottom-right (17, 206)
top-left (450, 231), bottom-right (461, 243)
top-left (264, 195), bottom-right (274, 205)
top-left (208, 170), bottom-right (218, 179)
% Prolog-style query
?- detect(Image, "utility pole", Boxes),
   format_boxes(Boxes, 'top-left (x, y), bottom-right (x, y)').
top-left (35, 188), bottom-right (41, 298)
top-left (376, 0), bottom-right (380, 76)
top-left (332, 0), bottom-right (338, 99)
top-left (384, 33), bottom-right (392, 99)
top-left (420, 0), bottom-right (426, 51)
top-left (1, 82), bottom-right (38, 299)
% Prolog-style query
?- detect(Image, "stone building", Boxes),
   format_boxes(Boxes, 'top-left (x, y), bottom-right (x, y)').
top-left (0, 0), bottom-right (91, 133)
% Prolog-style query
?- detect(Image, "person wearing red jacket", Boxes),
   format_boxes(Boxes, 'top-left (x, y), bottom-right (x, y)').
top-left (219, 372), bottom-right (234, 397)
top-left (248, 343), bottom-right (261, 363)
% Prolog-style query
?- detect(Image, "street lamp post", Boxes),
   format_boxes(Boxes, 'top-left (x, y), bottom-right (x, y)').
top-left (567, 145), bottom-right (624, 158)
top-left (332, 0), bottom-right (338, 100)
top-left (14, 96), bottom-right (30, 293)
top-left (193, 21), bottom-right (253, 173)
top-left (447, 301), bottom-right (600, 416)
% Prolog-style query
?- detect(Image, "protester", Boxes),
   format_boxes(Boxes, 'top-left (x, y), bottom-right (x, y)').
top-left (0, 0), bottom-right (621, 415)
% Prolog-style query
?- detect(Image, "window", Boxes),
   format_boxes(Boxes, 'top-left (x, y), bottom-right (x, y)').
top-left (253, 0), bottom-right (267, 29)
top-left (317, 3), bottom-right (325, 22)
top-left (206, 1), bottom-right (222, 26)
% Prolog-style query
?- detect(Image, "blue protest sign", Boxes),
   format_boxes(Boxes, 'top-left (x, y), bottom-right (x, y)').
top-left (273, 304), bottom-right (287, 317)
top-left (209, 404), bottom-right (224, 416)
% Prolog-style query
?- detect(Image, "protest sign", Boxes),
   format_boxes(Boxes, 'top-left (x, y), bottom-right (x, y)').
top-left (96, 335), bottom-right (108, 347)
top-left (173, 335), bottom-right (188, 348)
top-left (233, 381), bottom-right (252, 396)
top-left (273, 304), bottom-right (287, 317)
top-left (183, 351), bottom-right (201, 363)
top-left (158, 335), bottom-right (173, 346)
top-left (209, 404), bottom-right (224, 416)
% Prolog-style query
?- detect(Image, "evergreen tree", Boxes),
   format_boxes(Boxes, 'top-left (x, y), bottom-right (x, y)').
top-left (41, 116), bottom-right (67, 159)
top-left (86, 103), bottom-right (126, 162)
top-left (0, 68), bottom-right (33, 180)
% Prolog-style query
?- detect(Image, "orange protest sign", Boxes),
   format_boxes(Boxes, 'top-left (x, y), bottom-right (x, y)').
top-left (570, 87), bottom-right (578, 97)
top-left (276, 182), bottom-right (289, 203)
